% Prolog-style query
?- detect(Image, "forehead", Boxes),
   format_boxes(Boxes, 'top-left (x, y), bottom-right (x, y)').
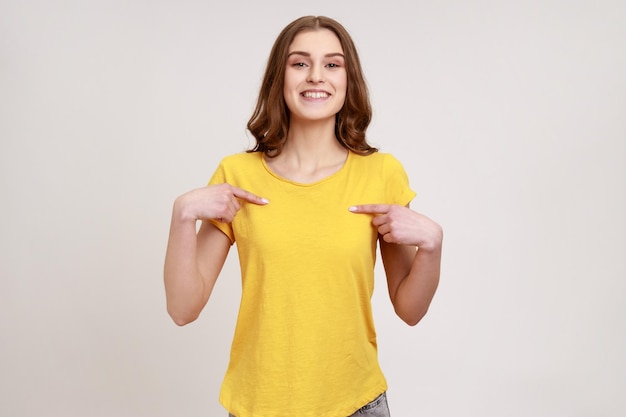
top-left (288, 28), bottom-right (344, 54)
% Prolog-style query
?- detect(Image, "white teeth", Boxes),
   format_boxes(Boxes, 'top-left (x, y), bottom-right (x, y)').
top-left (303, 91), bottom-right (329, 99)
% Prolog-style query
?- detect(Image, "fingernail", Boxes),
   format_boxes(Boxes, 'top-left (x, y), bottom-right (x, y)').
top-left (348, 206), bottom-right (357, 212)
top-left (261, 198), bottom-right (270, 204)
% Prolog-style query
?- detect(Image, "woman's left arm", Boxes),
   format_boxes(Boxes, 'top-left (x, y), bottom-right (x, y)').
top-left (350, 204), bottom-right (443, 326)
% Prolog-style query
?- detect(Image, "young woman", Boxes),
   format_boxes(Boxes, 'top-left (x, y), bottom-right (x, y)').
top-left (164, 15), bottom-right (443, 417)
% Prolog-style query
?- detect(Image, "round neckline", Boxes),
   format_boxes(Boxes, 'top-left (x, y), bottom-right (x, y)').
top-left (260, 151), bottom-right (352, 187)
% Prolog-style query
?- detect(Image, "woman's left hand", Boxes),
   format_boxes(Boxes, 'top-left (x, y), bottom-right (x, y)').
top-left (349, 204), bottom-right (442, 251)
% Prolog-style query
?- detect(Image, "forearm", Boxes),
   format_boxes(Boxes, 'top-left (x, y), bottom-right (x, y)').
top-left (392, 245), bottom-right (442, 326)
top-left (163, 208), bottom-right (207, 325)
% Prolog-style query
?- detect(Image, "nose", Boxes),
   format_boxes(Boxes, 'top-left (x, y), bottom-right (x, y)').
top-left (306, 64), bottom-right (324, 84)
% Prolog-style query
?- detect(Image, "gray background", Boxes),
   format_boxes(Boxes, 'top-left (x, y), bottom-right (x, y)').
top-left (1, 1), bottom-right (625, 416)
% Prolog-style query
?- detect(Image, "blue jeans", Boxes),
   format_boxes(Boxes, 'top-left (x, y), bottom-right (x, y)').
top-left (348, 392), bottom-right (390, 416)
top-left (228, 391), bottom-right (390, 417)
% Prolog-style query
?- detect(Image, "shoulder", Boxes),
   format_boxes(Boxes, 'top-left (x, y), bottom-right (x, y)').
top-left (209, 152), bottom-right (263, 184)
top-left (350, 151), bottom-right (407, 170)
top-left (217, 151), bottom-right (263, 171)
top-left (352, 152), bottom-right (415, 204)
top-left (219, 151), bottom-right (262, 166)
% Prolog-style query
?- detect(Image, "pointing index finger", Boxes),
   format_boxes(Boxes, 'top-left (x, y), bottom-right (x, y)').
top-left (232, 186), bottom-right (269, 205)
top-left (349, 204), bottom-right (390, 214)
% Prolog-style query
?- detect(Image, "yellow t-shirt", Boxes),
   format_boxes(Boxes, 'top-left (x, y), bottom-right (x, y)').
top-left (208, 151), bottom-right (416, 417)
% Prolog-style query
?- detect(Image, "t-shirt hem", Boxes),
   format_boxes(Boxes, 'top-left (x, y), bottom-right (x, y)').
top-left (220, 382), bottom-right (388, 417)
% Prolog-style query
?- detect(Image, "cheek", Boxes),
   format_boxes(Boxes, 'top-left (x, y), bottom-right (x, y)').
top-left (334, 73), bottom-right (348, 93)
top-left (283, 76), bottom-right (295, 99)
top-left (336, 77), bottom-right (348, 101)
top-left (283, 69), bottom-right (296, 89)
top-left (283, 85), bottom-right (300, 113)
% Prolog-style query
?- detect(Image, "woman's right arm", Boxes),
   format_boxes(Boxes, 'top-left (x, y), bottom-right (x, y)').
top-left (163, 184), bottom-right (268, 326)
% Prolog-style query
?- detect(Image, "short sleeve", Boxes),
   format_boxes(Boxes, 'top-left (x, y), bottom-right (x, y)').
top-left (383, 154), bottom-right (416, 206)
top-left (206, 160), bottom-right (235, 244)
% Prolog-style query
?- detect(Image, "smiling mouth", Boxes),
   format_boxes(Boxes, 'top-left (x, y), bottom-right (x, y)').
top-left (302, 91), bottom-right (329, 99)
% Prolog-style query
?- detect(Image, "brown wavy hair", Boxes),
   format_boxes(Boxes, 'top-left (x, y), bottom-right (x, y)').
top-left (247, 16), bottom-right (377, 156)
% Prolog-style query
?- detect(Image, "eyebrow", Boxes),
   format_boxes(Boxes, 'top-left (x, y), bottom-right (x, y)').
top-left (287, 51), bottom-right (345, 59)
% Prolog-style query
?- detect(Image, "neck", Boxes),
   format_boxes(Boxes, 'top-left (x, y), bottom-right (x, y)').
top-left (264, 116), bottom-right (349, 183)
top-left (283, 117), bottom-right (342, 161)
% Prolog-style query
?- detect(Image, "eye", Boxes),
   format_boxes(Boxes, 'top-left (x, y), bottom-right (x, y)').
top-left (326, 62), bottom-right (342, 69)
top-left (292, 62), bottom-right (307, 68)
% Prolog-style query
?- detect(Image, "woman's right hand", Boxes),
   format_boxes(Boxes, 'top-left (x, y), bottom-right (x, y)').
top-left (173, 183), bottom-right (269, 223)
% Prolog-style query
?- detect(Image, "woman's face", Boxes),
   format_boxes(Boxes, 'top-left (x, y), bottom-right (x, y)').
top-left (283, 29), bottom-right (347, 124)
